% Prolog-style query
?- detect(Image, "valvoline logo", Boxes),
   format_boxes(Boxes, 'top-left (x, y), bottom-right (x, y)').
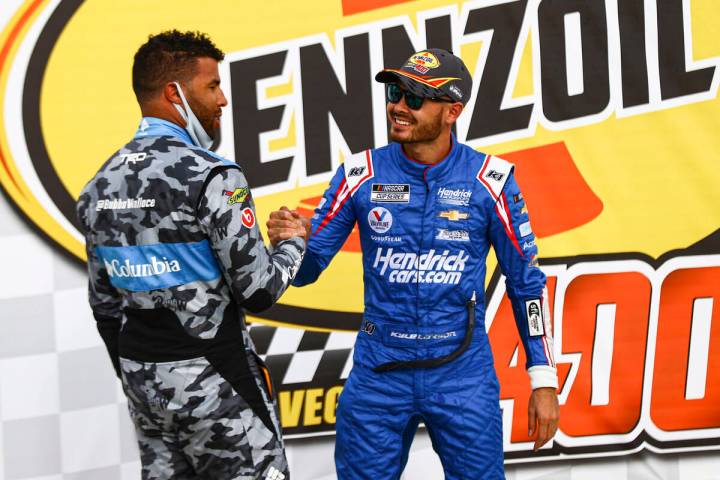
top-left (368, 207), bottom-right (392, 234)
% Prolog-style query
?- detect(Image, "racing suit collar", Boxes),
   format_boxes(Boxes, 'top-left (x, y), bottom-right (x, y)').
top-left (393, 133), bottom-right (458, 180)
top-left (133, 117), bottom-right (195, 145)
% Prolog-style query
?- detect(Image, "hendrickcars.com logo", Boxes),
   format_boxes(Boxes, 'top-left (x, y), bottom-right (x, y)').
top-left (0, 0), bottom-right (718, 462)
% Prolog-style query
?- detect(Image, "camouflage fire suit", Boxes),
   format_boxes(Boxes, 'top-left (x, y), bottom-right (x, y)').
top-left (77, 117), bottom-right (303, 480)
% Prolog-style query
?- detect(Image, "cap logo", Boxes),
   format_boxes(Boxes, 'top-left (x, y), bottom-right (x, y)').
top-left (406, 51), bottom-right (440, 74)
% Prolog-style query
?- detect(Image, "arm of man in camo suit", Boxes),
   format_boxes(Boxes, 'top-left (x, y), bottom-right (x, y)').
top-left (197, 166), bottom-right (306, 313)
top-left (77, 194), bottom-right (124, 378)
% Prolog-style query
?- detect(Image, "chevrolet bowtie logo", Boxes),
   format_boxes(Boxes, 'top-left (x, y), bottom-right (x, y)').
top-left (439, 210), bottom-right (469, 221)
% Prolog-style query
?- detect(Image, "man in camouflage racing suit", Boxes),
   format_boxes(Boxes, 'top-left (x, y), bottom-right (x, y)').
top-left (77, 31), bottom-right (305, 480)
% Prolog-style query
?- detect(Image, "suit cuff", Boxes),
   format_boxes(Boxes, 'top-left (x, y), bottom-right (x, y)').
top-left (528, 365), bottom-right (558, 390)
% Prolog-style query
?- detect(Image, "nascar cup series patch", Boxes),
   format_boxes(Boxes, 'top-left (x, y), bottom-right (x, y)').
top-left (370, 184), bottom-right (410, 203)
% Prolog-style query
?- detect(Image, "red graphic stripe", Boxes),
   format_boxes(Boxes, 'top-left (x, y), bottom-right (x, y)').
top-left (540, 292), bottom-right (555, 366)
top-left (342, 0), bottom-right (415, 16)
top-left (476, 154), bottom-right (498, 201)
top-left (542, 336), bottom-right (554, 367)
top-left (346, 149), bottom-right (374, 196)
top-left (314, 150), bottom-right (373, 236)
top-left (0, 0), bottom-right (44, 198)
top-left (382, 68), bottom-right (460, 89)
top-left (314, 178), bottom-right (348, 236)
top-left (479, 154), bottom-right (523, 256)
top-left (497, 192), bottom-right (523, 256)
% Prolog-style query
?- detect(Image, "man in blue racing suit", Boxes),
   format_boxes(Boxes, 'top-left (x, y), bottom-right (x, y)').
top-left (272, 48), bottom-right (559, 479)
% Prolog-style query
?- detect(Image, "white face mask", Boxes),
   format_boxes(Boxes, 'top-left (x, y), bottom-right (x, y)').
top-left (172, 81), bottom-right (218, 150)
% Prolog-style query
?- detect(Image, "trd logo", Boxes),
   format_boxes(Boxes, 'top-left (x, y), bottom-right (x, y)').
top-left (120, 152), bottom-right (147, 164)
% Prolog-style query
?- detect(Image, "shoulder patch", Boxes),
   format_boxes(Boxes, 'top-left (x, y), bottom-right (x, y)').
top-left (476, 154), bottom-right (514, 201)
top-left (343, 150), bottom-right (374, 197)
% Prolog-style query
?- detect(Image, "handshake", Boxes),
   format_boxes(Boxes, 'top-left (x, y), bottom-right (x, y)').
top-left (266, 206), bottom-right (312, 246)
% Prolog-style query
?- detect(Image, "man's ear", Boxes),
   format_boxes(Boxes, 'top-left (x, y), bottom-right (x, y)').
top-left (446, 102), bottom-right (464, 126)
top-left (163, 82), bottom-right (182, 105)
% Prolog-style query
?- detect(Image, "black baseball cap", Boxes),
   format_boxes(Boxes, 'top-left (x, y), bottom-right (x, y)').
top-left (375, 48), bottom-right (473, 105)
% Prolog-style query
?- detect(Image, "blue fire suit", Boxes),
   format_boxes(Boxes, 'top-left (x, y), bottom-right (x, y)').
top-left (293, 138), bottom-right (557, 479)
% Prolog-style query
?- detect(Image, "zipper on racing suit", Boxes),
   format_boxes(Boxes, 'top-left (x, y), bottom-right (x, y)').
top-left (373, 291), bottom-right (476, 372)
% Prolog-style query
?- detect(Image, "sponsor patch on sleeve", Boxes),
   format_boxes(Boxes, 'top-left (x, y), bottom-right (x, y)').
top-left (526, 299), bottom-right (545, 336)
top-left (224, 187), bottom-right (250, 206)
top-left (519, 221), bottom-right (533, 237)
top-left (241, 207), bottom-right (256, 228)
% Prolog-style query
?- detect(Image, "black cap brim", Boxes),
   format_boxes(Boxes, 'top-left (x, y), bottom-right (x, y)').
top-left (375, 69), bottom-right (441, 99)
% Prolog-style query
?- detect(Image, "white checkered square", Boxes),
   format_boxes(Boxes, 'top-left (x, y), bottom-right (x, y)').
top-left (265, 328), bottom-right (304, 355)
top-left (2, 415), bottom-right (61, 479)
top-left (18, 476), bottom-right (63, 480)
top-left (0, 295), bottom-right (55, 358)
top-left (58, 347), bottom-right (118, 411)
top-left (283, 350), bottom-right (325, 384)
top-left (117, 403), bottom-right (138, 463)
top-left (678, 454), bottom-right (720, 478)
top-left (120, 461), bottom-right (141, 480)
top-left (340, 350), bottom-right (354, 380)
top-left (325, 331), bottom-right (357, 350)
top-left (63, 466), bottom-right (121, 480)
top-left (53, 288), bottom-right (102, 353)
top-left (60, 405), bottom-right (120, 473)
top-left (0, 353), bottom-right (59, 420)
top-left (0, 412), bottom-right (3, 480)
top-left (0, 234), bottom-right (54, 299)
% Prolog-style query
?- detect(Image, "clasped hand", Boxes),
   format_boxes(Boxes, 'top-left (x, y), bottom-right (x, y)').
top-left (266, 206), bottom-right (311, 246)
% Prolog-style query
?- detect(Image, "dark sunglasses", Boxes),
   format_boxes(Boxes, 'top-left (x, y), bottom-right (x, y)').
top-left (386, 83), bottom-right (454, 110)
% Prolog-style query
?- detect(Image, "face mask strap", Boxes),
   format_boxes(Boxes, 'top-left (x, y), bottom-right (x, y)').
top-left (172, 81), bottom-right (216, 150)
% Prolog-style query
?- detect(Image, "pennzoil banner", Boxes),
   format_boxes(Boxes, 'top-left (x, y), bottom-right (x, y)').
top-left (0, 0), bottom-right (718, 464)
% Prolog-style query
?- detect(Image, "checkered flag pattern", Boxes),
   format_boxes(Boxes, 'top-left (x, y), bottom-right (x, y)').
top-left (248, 325), bottom-right (355, 387)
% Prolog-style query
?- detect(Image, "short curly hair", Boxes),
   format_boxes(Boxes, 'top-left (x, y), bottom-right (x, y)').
top-left (132, 30), bottom-right (225, 103)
